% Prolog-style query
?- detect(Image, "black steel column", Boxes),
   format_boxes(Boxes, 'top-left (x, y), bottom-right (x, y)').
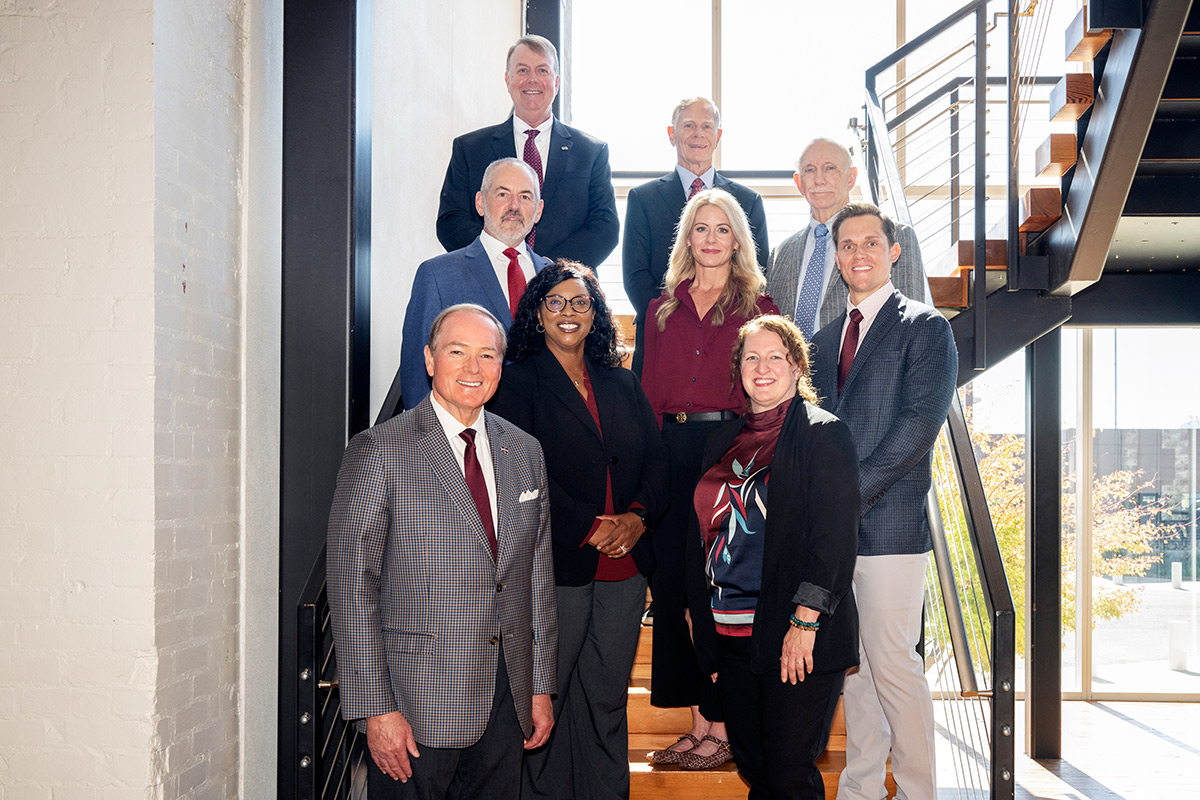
top-left (1025, 328), bottom-right (1061, 758)
top-left (525, 0), bottom-right (564, 119)
top-left (280, 0), bottom-right (372, 796)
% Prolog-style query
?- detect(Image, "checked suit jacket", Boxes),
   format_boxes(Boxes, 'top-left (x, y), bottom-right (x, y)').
top-left (436, 116), bottom-right (619, 268)
top-left (810, 290), bottom-right (957, 556)
top-left (766, 218), bottom-right (929, 333)
top-left (326, 396), bottom-right (557, 749)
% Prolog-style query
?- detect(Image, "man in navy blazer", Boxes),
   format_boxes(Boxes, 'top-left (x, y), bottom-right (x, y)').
top-left (622, 97), bottom-right (768, 373)
top-left (809, 203), bottom-right (956, 800)
top-left (436, 35), bottom-right (618, 268)
top-left (400, 158), bottom-right (551, 407)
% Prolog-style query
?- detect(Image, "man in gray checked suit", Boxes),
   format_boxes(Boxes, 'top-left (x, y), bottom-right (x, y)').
top-left (810, 204), bottom-right (956, 800)
top-left (327, 304), bottom-right (557, 800)
top-left (765, 138), bottom-right (928, 339)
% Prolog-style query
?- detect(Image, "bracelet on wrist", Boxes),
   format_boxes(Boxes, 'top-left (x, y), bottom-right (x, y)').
top-left (788, 613), bottom-right (820, 631)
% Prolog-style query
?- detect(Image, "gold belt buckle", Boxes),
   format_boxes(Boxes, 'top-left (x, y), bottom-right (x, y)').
top-left (675, 412), bottom-right (687, 424)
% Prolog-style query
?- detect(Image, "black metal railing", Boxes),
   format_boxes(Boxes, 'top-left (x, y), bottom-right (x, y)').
top-left (298, 549), bottom-right (367, 800)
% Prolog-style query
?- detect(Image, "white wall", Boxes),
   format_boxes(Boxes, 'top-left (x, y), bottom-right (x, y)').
top-left (370, 0), bottom-right (523, 417)
top-left (0, 0), bottom-right (160, 793)
top-left (0, 0), bottom-right (280, 794)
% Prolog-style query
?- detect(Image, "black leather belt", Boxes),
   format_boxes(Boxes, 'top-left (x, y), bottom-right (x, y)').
top-left (662, 410), bottom-right (738, 426)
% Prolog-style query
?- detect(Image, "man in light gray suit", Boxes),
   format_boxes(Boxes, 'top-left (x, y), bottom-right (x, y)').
top-left (809, 204), bottom-right (956, 800)
top-left (765, 138), bottom-right (928, 339)
top-left (328, 304), bottom-right (557, 800)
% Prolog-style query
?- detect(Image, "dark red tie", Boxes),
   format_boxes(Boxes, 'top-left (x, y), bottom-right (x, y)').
top-left (688, 177), bottom-right (704, 199)
top-left (523, 129), bottom-right (543, 250)
top-left (503, 247), bottom-right (526, 320)
top-left (459, 428), bottom-right (497, 560)
top-left (838, 308), bottom-right (864, 396)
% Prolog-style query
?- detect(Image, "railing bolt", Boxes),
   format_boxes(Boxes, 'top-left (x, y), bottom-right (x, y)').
top-left (1001, 680), bottom-right (1012, 692)
top-left (1001, 769), bottom-right (1012, 782)
top-left (300, 712), bottom-right (311, 725)
top-left (1001, 724), bottom-right (1012, 737)
top-left (300, 756), bottom-right (311, 769)
top-left (300, 669), bottom-right (311, 681)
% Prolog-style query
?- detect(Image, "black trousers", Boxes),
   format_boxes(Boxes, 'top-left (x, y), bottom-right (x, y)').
top-left (716, 635), bottom-right (845, 800)
top-left (366, 645), bottom-right (523, 800)
top-left (651, 419), bottom-right (724, 720)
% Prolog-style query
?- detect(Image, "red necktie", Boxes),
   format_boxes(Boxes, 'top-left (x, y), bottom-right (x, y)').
top-left (838, 308), bottom-right (864, 396)
top-left (688, 177), bottom-right (704, 199)
top-left (523, 129), bottom-right (543, 250)
top-left (503, 247), bottom-right (526, 320)
top-left (459, 428), bottom-right (497, 560)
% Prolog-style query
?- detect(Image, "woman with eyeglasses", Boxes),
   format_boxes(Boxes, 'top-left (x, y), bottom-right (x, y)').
top-left (639, 188), bottom-right (778, 770)
top-left (490, 260), bottom-right (667, 800)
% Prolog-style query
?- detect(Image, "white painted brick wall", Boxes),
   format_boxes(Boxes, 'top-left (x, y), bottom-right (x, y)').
top-left (0, 0), bottom-right (159, 796)
top-left (151, 0), bottom-right (245, 796)
top-left (1, 0), bottom-right (247, 796)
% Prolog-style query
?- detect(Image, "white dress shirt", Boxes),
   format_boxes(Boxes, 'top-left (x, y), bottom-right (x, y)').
top-left (513, 114), bottom-right (553, 176)
top-left (429, 393), bottom-right (499, 533)
top-left (479, 230), bottom-right (536, 306)
top-left (838, 280), bottom-right (896, 358)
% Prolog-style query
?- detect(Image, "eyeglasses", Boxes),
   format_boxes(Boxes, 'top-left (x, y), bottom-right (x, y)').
top-left (542, 294), bottom-right (594, 314)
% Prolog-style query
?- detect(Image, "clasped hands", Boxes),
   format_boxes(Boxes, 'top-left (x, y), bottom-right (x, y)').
top-left (587, 511), bottom-right (644, 559)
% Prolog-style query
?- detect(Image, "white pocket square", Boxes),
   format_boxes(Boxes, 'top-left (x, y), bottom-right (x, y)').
top-left (519, 489), bottom-right (539, 502)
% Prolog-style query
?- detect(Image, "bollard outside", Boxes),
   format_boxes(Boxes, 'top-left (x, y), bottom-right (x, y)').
top-left (1168, 621), bottom-right (1188, 671)
top-left (1172, 561), bottom-right (1183, 589)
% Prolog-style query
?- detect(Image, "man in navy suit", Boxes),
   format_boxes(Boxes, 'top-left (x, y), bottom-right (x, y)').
top-left (809, 203), bottom-right (956, 800)
top-left (622, 97), bottom-right (768, 373)
top-left (436, 35), bottom-right (618, 268)
top-left (400, 158), bottom-right (551, 406)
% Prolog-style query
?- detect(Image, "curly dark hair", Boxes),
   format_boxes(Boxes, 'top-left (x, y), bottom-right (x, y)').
top-left (507, 259), bottom-right (623, 368)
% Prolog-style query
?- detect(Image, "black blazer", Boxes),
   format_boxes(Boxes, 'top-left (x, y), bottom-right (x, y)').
top-left (685, 399), bottom-right (861, 676)
top-left (489, 349), bottom-right (668, 586)
top-left (436, 116), bottom-right (620, 268)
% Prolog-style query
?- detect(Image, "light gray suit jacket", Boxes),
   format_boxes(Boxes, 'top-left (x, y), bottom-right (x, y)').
top-left (766, 218), bottom-right (929, 331)
top-left (326, 396), bottom-right (557, 748)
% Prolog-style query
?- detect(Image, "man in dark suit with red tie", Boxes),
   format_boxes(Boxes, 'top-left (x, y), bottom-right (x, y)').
top-left (436, 35), bottom-right (619, 269)
top-left (622, 97), bottom-right (769, 373)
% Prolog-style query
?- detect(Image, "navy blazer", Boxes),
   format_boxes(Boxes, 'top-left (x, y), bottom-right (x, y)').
top-left (685, 399), bottom-right (861, 676)
top-left (436, 116), bottom-right (620, 268)
top-left (810, 290), bottom-right (958, 556)
top-left (398, 238), bottom-right (550, 408)
top-left (489, 348), bottom-right (668, 586)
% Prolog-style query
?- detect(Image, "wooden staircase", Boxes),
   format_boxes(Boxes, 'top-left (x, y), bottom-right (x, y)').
top-left (626, 622), bottom-right (895, 799)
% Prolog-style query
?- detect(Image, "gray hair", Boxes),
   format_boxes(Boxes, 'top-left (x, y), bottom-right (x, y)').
top-left (796, 137), bottom-right (854, 172)
top-left (671, 97), bottom-right (721, 129)
top-left (481, 157), bottom-right (541, 204)
top-left (428, 303), bottom-right (508, 359)
top-left (506, 35), bottom-right (559, 75)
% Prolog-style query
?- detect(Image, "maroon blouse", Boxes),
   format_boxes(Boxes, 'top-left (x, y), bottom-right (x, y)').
top-left (641, 281), bottom-right (779, 419)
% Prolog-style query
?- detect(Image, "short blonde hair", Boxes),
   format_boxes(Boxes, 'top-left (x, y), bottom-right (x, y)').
top-left (655, 188), bottom-right (765, 330)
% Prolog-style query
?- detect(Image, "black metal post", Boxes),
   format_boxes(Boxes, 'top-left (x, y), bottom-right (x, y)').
top-left (972, 1), bottom-right (987, 372)
top-left (280, 0), bottom-right (372, 796)
top-left (1007, 0), bottom-right (1020, 292)
top-left (525, 0), bottom-right (564, 120)
top-left (950, 87), bottom-right (961, 243)
top-left (1025, 328), bottom-right (1062, 759)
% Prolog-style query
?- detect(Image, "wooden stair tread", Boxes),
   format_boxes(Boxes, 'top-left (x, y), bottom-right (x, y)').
top-left (1035, 133), bottom-right (1077, 178)
top-left (930, 274), bottom-right (969, 308)
top-left (1021, 187), bottom-right (1062, 232)
top-left (1066, 5), bottom-right (1112, 61)
top-left (1049, 73), bottom-right (1094, 122)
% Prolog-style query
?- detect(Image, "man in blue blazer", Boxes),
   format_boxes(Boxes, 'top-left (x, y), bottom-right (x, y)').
top-left (328, 304), bottom-right (557, 800)
top-left (436, 35), bottom-right (618, 268)
top-left (809, 203), bottom-right (957, 800)
top-left (622, 97), bottom-right (769, 374)
top-left (400, 158), bottom-right (551, 407)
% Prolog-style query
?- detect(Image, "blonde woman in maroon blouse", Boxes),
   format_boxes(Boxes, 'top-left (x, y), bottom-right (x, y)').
top-left (641, 188), bottom-right (778, 770)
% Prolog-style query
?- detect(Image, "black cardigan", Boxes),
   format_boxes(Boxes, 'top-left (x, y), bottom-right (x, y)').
top-left (489, 348), bottom-right (669, 586)
top-left (685, 398), bottom-right (861, 675)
